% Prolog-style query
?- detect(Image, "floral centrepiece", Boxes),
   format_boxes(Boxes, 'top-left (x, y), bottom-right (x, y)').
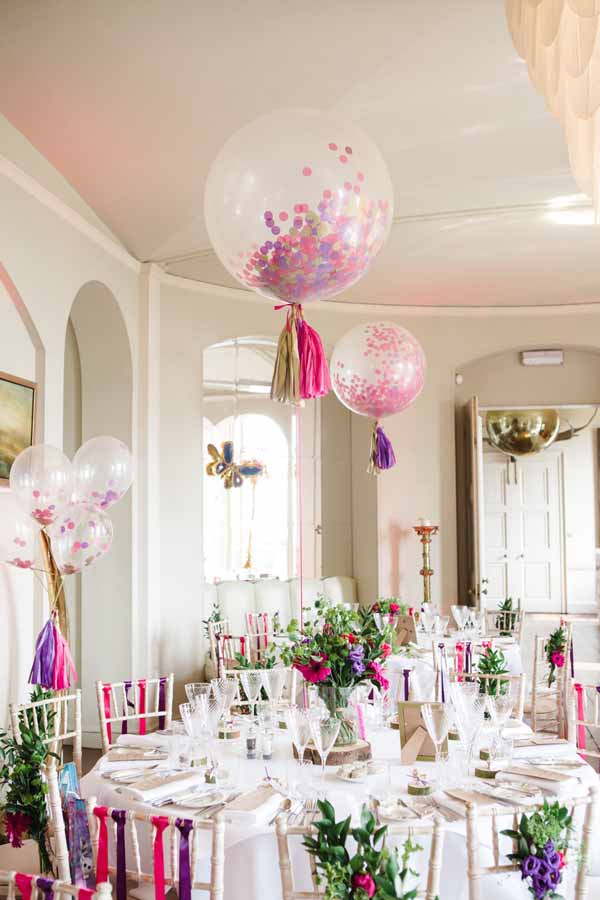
top-left (502, 800), bottom-right (572, 900)
top-left (546, 625), bottom-right (567, 688)
top-left (304, 800), bottom-right (427, 900)
top-left (281, 598), bottom-right (390, 745)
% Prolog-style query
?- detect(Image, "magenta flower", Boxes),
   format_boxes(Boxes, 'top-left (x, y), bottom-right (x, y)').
top-left (351, 872), bottom-right (376, 898)
top-left (294, 653), bottom-right (331, 684)
top-left (370, 660), bottom-right (389, 691)
top-left (551, 652), bottom-right (565, 668)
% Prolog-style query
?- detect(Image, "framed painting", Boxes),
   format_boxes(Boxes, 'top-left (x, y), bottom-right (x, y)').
top-left (0, 371), bottom-right (36, 485)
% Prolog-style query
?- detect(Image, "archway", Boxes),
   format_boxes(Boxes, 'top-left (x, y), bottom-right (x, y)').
top-left (64, 281), bottom-right (133, 746)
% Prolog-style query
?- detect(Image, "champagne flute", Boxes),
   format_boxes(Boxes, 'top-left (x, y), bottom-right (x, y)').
top-left (261, 668), bottom-right (287, 705)
top-left (285, 705), bottom-right (312, 767)
top-left (309, 716), bottom-right (340, 783)
top-left (421, 704), bottom-right (450, 777)
top-left (240, 670), bottom-right (263, 719)
top-left (211, 676), bottom-right (238, 722)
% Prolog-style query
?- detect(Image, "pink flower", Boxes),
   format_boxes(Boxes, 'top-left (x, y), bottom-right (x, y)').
top-left (381, 642), bottom-right (392, 659)
top-left (351, 873), bottom-right (376, 898)
top-left (5, 812), bottom-right (30, 848)
top-left (551, 652), bottom-right (565, 668)
top-left (389, 602), bottom-right (400, 614)
top-left (370, 660), bottom-right (389, 691)
top-left (294, 653), bottom-right (331, 684)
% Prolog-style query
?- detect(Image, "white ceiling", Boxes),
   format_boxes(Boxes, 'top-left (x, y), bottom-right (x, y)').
top-left (0, 0), bottom-right (597, 307)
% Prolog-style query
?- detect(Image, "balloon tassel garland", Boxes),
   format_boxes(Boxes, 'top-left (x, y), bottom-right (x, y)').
top-left (368, 421), bottom-right (396, 475)
top-left (29, 611), bottom-right (77, 690)
top-left (271, 304), bottom-right (331, 404)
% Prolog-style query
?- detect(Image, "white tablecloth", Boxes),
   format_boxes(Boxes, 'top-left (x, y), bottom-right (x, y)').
top-left (81, 722), bottom-right (598, 900)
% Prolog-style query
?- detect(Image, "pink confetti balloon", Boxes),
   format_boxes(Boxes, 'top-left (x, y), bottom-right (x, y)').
top-left (205, 109), bottom-right (394, 303)
top-left (331, 322), bottom-right (426, 419)
top-left (9, 444), bottom-right (73, 527)
top-left (48, 505), bottom-right (113, 575)
top-left (0, 492), bottom-right (40, 569)
top-left (73, 436), bottom-right (133, 512)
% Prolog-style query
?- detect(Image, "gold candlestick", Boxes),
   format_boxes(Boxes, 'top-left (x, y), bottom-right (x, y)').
top-left (413, 524), bottom-right (439, 606)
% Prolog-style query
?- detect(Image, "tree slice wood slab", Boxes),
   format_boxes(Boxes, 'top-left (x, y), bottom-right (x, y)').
top-left (293, 740), bottom-right (372, 766)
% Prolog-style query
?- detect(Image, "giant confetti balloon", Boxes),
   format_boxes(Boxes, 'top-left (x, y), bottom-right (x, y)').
top-left (0, 492), bottom-right (40, 570)
top-left (48, 505), bottom-right (113, 575)
top-left (204, 109), bottom-right (394, 304)
top-left (73, 436), bottom-right (133, 511)
top-left (10, 444), bottom-right (73, 527)
top-left (331, 322), bottom-right (426, 420)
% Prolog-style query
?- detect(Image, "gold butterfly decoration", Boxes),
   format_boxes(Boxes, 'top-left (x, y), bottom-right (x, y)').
top-left (205, 441), bottom-right (265, 489)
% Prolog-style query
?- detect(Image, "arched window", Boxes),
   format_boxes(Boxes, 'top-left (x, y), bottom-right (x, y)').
top-left (203, 338), bottom-right (295, 581)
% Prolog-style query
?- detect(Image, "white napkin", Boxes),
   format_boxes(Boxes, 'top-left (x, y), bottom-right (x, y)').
top-left (117, 770), bottom-right (204, 802)
top-left (511, 738), bottom-right (577, 761)
top-left (116, 733), bottom-right (174, 750)
top-left (100, 757), bottom-right (166, 774)
top-left (224, 785), bottom-right (282, 825)
top-left (495, 767), bottom-right (585, 799)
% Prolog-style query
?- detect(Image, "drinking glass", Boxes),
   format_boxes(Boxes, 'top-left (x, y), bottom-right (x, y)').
top-left (211, 677), bottom-right (238, 721)
top-left (451, 605), bottom-right (469, 636)
top-left (240, 670), bottom-right (263, 719)
top-left (285, 705), bottom-right (312, 767)
top-left (309, 716), bottom-right (341, 782)
top-left (185, 682), bottom-right (212, 706)
top-left (261, 668), bottom-right (287, 705)
top-left (179, 702), bottom-right (203, 738)
top-left (450, 691), bottom-right (486, 775)
top-left (421, 607), bottom-right (436, 635)
top-left (434, 615), bottom-right (449, 636)
top-left (421, 704), bottom-right (451, 778)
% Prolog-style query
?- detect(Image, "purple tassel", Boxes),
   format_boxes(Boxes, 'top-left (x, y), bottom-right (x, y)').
top-left (176, 819), bottom-right (193, 900)
top-left (570, 640), bottom-right (575, 679)
top-left (368, 422), bottom-right (396, 475)
top-left (29, 618), bottom-right (56, 689)
top-left (158, 676), bottom-right (167, 729)
top-left (403, 668), bottom-right (410, 701)
top-left (438, 643), bottom-right (446, 702)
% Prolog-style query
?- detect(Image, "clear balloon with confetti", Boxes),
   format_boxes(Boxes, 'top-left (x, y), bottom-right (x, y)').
top-left (49, 505), bottom-right (113, 575)
top-left (0, 491), bottom-right (40, 569)
top-left (9, 444), bottom-right (73, 527)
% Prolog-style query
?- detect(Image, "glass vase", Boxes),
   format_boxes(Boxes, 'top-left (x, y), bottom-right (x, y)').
top-left (317, 685), bottom-right (357, 746)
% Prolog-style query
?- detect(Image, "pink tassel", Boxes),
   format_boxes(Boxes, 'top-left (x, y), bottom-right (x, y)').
top-left (52, 623), bottom-right (78, 689)
top-left (297, 314), bottom-right (331, 400)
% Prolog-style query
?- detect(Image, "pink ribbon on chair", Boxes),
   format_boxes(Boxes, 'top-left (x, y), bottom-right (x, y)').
top-left (158, 676), bottom-right (167, 730)
top-left (175, 818), bottom-right (193, 900)
top-left (101, 685), bottom-right (112, 745)
top-left (456, 642), bottom-right (464, 682)
top-left (111, 809), bottom-right (127, 900)
top-left (574, 683), bottom-right (587, 759)
top-left (15, 873), bottom-right (34, 900)
top-left (151, 816), bottom-right (169, 900)
top-left (262, 612), bottom-right (269, 650)
top-left (402, 668), bottom-right (410, 701)
top-left (78, 891), bottom-right (94, 900)
top-left (239, 635), bottom-right (246, 660)
top-left (138, 679), bottom-right (147, 735)
top-left (93, 806), bottom-right (110, 883)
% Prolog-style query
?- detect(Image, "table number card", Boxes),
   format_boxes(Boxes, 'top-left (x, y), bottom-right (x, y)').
top-left (397, 701), bottom-right (448, 763)
top-left (394, 615), bottom-right (417, 647)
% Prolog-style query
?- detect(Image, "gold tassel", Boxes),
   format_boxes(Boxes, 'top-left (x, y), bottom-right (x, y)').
top-left (270, 305), bottom-right (301, 404)
top-left (39, 530), bottom-right (69, 642)
top-left (367, 421), bottom-right (378, 476)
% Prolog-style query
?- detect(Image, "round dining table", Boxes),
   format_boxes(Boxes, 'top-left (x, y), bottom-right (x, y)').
top-left (80, 714), bottom-right (597, 900)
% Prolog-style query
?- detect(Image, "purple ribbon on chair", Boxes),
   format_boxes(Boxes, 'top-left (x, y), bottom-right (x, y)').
top-left (158, 676), bottom-right (167, 729)
top-left (121, 680), bottom-right (133, 735)
top-left (570, 640), bottom-right (575, 680)
top-left (176, 818), bottom-right (193, 900)
top-left (111, 809), bottom-right (127, 900)
top-left (465, 641), bottom-right (472, 674)
top-left (37, 877), bottom-right (55, 900)
top-left (437, 643), bottom-right (446, 702)
top-left (402, 668), bottom-right (410, 701)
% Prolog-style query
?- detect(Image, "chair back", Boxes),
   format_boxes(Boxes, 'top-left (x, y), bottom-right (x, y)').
top-left (570, 680), bottom-right (600, 760)
top-left (465, 786), bottom-right (598, 900)
top-left (86, 800), bottom-right (225, 900)
top-left (275, 811), bottom-right (444, 900)
top-left (448, 670), bottom-right (525, 720)
top-left (245, 612), bottom-right (275, 664)
top-left (95, 674), bottom-right (173, 753)
top-left (0, 871), bottom-right (111, 900)
top-left (484, 608), bottom-right (524, 641)
top-left (531, 624), bottom-right (573, 738)
top-left (208, 620), bottom-right (249, 676)
top-left (9, 691), bottom-right (82, 779)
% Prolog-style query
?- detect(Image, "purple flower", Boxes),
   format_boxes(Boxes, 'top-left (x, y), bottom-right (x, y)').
top-left (522, 855), bottom-right (541, 878)
top-left (531, 874), bottom-right (550, 900)
top-left (544, 850), bottom-right (561, 871)
top-left (349, 644), bottom-right (365, 677)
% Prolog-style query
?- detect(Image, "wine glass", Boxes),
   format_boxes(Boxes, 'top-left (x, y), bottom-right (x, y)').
top-left (451, 605), bottom-right (469, 636)
top-left (421, 607), bottom-right (436, 636)
top-left (240, 670), bottom-right (263, 719)
top-left (434, 615), bottom-right (449, 637)
top-left (185, 682), bottom-right (212, 707)
top-left (451, 690), bottom-right (486, 777)
top-left (261, 668), bottom-right (287, 705)
top-left (421, 704), bottom-right (451, 777)
top-left (179, 702), bottom-right (203, 738)
top-left (285, 705), bottom-right (312, 767)
top-left (211, 676), bottom-right (238, 722)
top-left (309, 716), bottom-right (340, 783)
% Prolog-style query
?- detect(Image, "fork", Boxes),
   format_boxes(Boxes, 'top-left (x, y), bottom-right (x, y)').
top-left (302, 799), bottom-right (319, 827)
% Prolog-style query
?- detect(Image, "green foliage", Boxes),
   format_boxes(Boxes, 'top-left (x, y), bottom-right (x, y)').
top-left (496, 597), bottom-right (518, 636)
top-left (0, 687), bottom-right (58, 872)
top-left (477, 646), bottom-right (509, 697)
top-left (202, 597), bottom-right (222, 639)
top-left (546, 626), bottom-right (567, 688)
top-left (303, 800), bottom-right (426, 900)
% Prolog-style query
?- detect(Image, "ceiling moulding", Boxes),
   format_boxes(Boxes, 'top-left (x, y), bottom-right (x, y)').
top-left (506, 0), bottom-right (600, 218)
top-left (0, 155), bottom-right (140, 272)
top-left (159, 272), bottom-right (600, 317)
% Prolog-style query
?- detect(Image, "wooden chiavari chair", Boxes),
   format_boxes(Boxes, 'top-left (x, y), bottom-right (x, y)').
top-left (95, 674), bottom-right (174, 754)
top-left (483, 608), bottom-right (524, 642)
top-left (531, 624), bottom-right (573, 739)
top-left (207, 620), bottom-right (249, 676)
top-left (275, 810), bottom-right (444, 900)
top-left (245, 612), bottom-right (275, 665)
top-left (570, 680), bottom-right (600, 762)
top-left (86, 800), bottom-right (225, 900)
top-left (0, 871), bottom-right (111, 900)
top-left (465, 785), bottom-right (598, 900)
top-left (9, 691), bottom-right (82, 780)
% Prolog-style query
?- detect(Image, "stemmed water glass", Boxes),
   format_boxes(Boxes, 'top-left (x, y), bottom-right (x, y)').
top-left (486, 689), bottom-right (515, 760)
top-left (185, 682), bottom-right (212, 706)
top-left (421, 607), bottom-right (436, 636)
top-left (309, 716), bottom-right (340, 783)
top-left (422, 704), bottom-right (451, 778)
top-left (211, 676), bottom-right (238, 723)
top-left (240, 670), bottom-right (263, 719)
top-left (285, 705), bottom-right (312, 767)
top-left (451, 605), bottom-right (470, 637)
top-left (450, 684), bottom-right (486, 776)
top-left (261, 668), bottom-right (287, 705)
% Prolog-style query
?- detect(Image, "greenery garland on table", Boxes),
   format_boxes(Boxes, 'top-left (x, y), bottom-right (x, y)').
top-left (0, 686), bottom-right (57, 873)
top-left (546, 625), bottom-right (567, 688)
top-left (501, 800), bottom-right (572, 900)
top-left (304, 800), bottom-right (430, 900)
top-left (477, 645), bottom-right (509, 697)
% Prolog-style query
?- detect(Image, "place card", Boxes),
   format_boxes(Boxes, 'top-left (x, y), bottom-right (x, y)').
top-left (394, 615), bottom-right (417, 647)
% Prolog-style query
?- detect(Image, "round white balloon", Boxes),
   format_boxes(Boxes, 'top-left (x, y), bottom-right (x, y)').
top-left (48, 505), bottom-right (113, 575)
top-left (0, 492), bottom-right (39, 569)
top-left (205, 108), bottom-right (394, 303)
top-left (9, 444), bottom-right (73, 527)
top-left (73, 436), bottom-right (133, 511)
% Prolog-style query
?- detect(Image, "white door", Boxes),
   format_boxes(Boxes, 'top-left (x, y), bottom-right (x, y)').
top-left (483, 451), bottom-right (563, 612)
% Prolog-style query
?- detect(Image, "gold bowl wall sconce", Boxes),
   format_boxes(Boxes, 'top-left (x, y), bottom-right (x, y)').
top-left (485, 409), bottom-right (560, 457)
